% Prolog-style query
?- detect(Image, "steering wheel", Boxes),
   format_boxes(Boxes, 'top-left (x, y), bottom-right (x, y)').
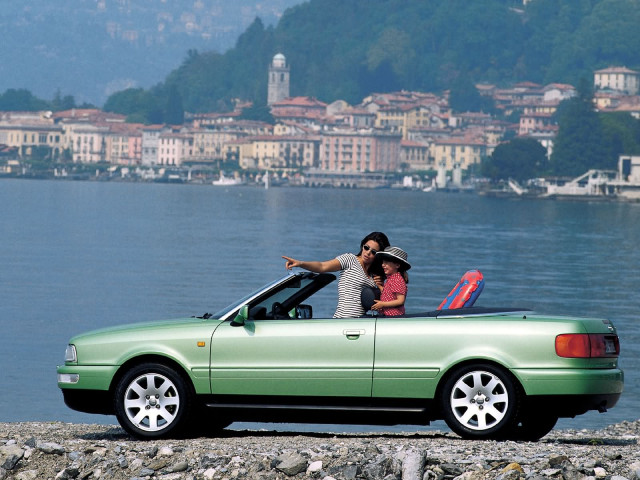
top-left (271, 302), bottom-right (290, 319)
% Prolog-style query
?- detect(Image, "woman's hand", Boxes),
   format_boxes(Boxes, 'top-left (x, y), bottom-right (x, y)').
top-left (282, 257), bottom-right (341, 273)
top-left (282, 256), bottom-right (300, 270)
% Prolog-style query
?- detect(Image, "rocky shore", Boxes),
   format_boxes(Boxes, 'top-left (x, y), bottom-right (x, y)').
top-left (1, 421), bottom-right (639, 480)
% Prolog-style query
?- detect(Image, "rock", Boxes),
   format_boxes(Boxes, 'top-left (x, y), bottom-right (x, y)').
top-left (275, 452), bottom-right (307, 476)
top-left (0, 444), bottom-right (25, 470)
top-left (402, 450), bottom-right (425, 480)
top-left (0, 421), bottom-right (638, 480)
top-left (341, 464), bottom-right (359, 479)
top-left (37, 442), bottom-right (66, 455)
top-left (362, 455), bottom-right (394, 479)
top-left (167, 460), bottom-right (189, 473)
top-left (14, 470), bottom-right (38, 480)
top-left (594, 467), bottom-right (607, 478)
top-left (549, 455), bottom-right (571, 467)
top-left (158, 446), bottom-right (174, 456)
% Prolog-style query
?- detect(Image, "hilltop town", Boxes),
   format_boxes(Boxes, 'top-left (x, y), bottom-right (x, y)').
top-left (1, 58), bottom-right (640, 195)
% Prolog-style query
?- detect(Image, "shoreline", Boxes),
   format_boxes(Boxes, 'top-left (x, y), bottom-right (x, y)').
top-left (1, 421), bottom-right (639, 479)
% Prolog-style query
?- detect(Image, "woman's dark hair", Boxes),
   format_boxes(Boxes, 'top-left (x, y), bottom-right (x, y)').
top-left (358, 231), bottom-right (390, 277)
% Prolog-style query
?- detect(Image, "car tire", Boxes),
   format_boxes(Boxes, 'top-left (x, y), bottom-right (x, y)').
top-left (114, 363), bottom-right (193, 439)
top-left (440, 364), bottom-right (520, 440)
top-left (508, 413), bottom-right (558, 441)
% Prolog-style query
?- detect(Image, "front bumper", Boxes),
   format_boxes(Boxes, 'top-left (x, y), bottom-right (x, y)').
top-left (57, 364), bottom-right (119, 391)
top-left (57, 364), bottom-right (119, 415)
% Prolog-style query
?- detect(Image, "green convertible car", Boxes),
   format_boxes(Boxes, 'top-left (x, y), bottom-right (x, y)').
top-left (57, 272), bottom-right (623, 441)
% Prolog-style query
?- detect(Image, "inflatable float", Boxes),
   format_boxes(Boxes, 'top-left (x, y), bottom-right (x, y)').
top-left (438, 269), bottom-right (484, 309)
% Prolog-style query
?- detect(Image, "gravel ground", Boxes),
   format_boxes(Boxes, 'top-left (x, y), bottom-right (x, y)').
top-left (1, 420), bottom-right (639, 480)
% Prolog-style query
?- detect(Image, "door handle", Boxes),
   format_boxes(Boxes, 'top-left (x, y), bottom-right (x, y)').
top-left (343, 329), bottom-right (365, 338)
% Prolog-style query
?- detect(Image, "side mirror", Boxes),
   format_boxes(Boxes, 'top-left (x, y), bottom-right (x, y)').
top-left (297, 304), bottom-right (313, 319)
top-left (230, 304), bottom-right (249, 326)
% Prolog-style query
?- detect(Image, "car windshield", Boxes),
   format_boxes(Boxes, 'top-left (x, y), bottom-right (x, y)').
top-left (211, 273), bottom-right (336, 320)
top-left (210, 276), bottom-right (289, 319)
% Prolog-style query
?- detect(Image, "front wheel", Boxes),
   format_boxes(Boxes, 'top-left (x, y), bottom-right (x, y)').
top-left (440, 364), bottom-right (519, 440)
top-left (114, 363), bottom-right (193, 439)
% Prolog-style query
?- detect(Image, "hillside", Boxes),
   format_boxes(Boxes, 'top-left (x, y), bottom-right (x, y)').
top-left (162, 0), bottom-right (640, 112)
top-left (0, 0), bottom-right (302, 105)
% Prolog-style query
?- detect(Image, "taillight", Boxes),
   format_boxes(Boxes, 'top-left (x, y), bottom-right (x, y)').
top-left (555, 334), bottom-right (620, 358)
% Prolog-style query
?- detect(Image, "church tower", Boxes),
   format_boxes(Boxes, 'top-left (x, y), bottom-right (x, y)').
top-left (268, 53), bottom-right (290, 105)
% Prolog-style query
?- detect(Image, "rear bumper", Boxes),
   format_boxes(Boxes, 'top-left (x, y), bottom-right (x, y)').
top-left (513, 368), bottom-right (624, 396)
top-left (521, 392), bottom-right (621, 418)
top-left (513, 367), bottom-right (623, 417)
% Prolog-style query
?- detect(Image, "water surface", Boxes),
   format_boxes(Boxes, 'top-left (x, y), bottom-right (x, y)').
top-left (1, 179), bottom-right (637, 431)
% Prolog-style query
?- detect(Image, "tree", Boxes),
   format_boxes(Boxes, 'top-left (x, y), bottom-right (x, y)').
top-left (165, 85), bottom-right (185, 125)
top-left (103, 88), bottom-right (164, 124)
top-left (600, 112), bottom-right (640, 164)
top-left (551, 79), bottom-right (606, 176)
top-left (449, 76), bottom-right (495, 113)
top-left (51, 90), bottom-right (76, 111)
top-left (239, 103), bottom-right (275, 124)
top-left (482, 137), bottom-right (547, 181)
top-left (0, 89), bottom-right (49, 111)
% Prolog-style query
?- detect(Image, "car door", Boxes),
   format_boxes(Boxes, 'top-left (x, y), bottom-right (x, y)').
top-left (210, 315), bottom-right (376, 397)
top-left (372, 315), bottom-right (441, 399)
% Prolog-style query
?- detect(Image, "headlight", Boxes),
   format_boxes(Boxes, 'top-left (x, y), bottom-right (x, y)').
top-left (64, 344), bottom-right (77, 363)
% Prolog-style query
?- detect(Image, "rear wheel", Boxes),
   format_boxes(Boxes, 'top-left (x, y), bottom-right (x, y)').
top-left (114, 363), bottom-right (193, 439)
top-left (441, 364), bottom-right (519, 440)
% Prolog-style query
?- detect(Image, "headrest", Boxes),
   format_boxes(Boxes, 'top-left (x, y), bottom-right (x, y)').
top-left (361, 286), bottom-right (381, 311)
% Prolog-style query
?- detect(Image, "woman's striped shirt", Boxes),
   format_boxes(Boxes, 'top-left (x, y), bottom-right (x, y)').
top-left (333, 253), bottom-right (377, 318)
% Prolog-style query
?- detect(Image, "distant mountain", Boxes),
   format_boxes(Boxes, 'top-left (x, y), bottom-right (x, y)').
top-left (0, 0), bottom-right (303, 105)
top-left (161, 0), bottom-right (640, 111)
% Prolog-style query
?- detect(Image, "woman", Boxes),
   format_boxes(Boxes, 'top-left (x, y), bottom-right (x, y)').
top-left (282, 231), bottom-right (390, 318)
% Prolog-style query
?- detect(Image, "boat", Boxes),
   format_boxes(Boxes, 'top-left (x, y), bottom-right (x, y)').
top-left (212, 172), bottom-right (245, 186)
top-left (540, 169), bottom-right (617, 200)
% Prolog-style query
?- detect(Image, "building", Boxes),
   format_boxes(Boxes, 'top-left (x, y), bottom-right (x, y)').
top-left (320, 130), bottom-right (402, 172)
top-left (270, 96), bottom-right (327, 124)
top-left (267, 53), bottom-right (290, 106)
top-left (141, 125), bottom-right (166, 166)
top-left (518, 111), bottom-right (554, 135)
top-left (0, 112), bottom-right (65, 160)
top-left (431, 135), bottom-right (487, 171)
top-left (158, 131), bottom-right (193, 166)
top-left (67, 123), bottom-right (109, 163)
top-left (594, 67), bottom-right (640, 95)
top-left (106, 123), bottom-right (143, 165)
top-left (235, 135), bottom-right (319, 170)
top-left (400, 139), bottom-right (432, 171)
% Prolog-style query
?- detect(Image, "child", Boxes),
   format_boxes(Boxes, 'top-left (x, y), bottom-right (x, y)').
top-left (371, 246), bottom-right (410, 316)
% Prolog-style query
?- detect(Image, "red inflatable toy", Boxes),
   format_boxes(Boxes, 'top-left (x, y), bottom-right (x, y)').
top-left (438, 270), bottom-right (484, 309)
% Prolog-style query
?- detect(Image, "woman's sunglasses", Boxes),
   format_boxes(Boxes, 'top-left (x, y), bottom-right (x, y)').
top-left (362, 244), bottom-right (378, 255)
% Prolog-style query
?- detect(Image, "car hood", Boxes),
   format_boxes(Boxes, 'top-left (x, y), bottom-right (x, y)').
top-left (68, 317), bottom-right (224, 343)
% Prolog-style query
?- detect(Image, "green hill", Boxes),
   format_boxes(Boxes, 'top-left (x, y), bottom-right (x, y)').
top-left (118, 0), bottom-right (640, 115)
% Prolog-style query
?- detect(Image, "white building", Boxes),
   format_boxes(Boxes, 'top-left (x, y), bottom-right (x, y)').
top-left (141, 126), bottom-right (166, 166)
top-left (594, 67), bottom-right (640, 95)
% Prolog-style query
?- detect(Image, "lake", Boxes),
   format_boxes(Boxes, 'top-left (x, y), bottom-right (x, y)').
top-left (1, 179), bottom-right (638, 432)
